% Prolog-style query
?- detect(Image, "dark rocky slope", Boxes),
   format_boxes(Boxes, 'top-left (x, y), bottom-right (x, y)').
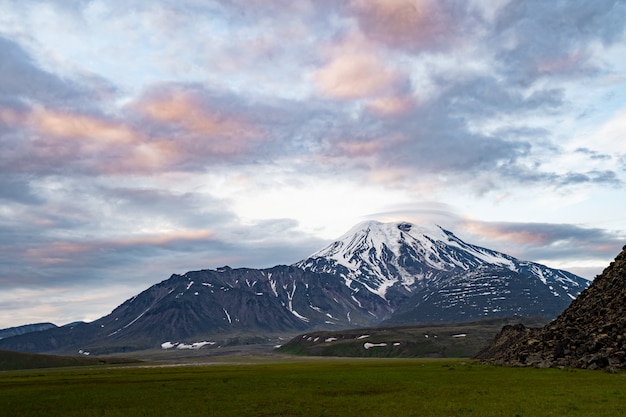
top-left (0, 323), bottom-right (57, 340)
top-left (476, 246), bottom-right (626, 370)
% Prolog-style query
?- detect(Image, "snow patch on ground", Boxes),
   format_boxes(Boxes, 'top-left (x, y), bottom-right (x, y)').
top-left (364, 342), bottom-right (387, 349)
top-left (291, 309), bottom-right (310, 322)
top-left (121, 307), bottom-right (151, 330)
top-left (161, 341), bottom-right (216, 350)
top-left (269, 279), bottom-right (278, 297)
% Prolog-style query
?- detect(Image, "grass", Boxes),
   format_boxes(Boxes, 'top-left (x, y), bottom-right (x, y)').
top-left (1, 358), bottom-right (626, 416)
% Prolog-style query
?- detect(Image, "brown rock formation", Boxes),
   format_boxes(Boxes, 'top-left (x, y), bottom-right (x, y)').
top-left (476, 245), bottom-right (626, 371)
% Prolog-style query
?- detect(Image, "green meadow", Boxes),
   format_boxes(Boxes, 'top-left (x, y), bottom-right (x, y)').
top-left (1, 358), bottom-right (626, 417)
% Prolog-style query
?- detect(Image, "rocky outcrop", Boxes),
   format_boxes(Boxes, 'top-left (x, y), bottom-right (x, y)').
top-left (476, 245), bottom-right (626, 371)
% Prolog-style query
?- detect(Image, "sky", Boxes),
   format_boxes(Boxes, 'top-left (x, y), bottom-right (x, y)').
top-left (1, 0), bottom-right (625, 329)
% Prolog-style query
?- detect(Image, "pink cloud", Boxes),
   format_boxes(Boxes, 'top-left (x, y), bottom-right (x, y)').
top-left (23, 107), bottom-right (183, 175)
top-left (135, 87), bottom-right (263, 156)
top-left (349, 0), bottom-right (462, 51)
top-left (314, 52), bottom-right (402, 100)
top-left (30, 107), bottom-right (141, 146)
top-left (313, 31), bottom-right (413, 112)
top-left (333, 133), bottom-right (407, 158)
top-left (463, 221), bottom-right (552, 246)
top-left (24, 230), bottom-right (215, 267)
top-left (0, 106), bottom-right (158, 175)
top-left (366, 95), bottom-right (416, 116)
top-left (1, 85), bottom-right (269, 175)
top-left (112, 230), bottom-right (214, 247)
top-left (24, 242), bottom-right (93, 266)
top-left (0, 106), bottom-right (23, 125)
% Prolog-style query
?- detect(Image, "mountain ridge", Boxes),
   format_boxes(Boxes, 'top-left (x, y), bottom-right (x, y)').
top-left (0, 221), bottom-right (590, 354)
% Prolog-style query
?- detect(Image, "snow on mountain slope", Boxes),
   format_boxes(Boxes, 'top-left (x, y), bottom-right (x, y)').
top-left (296, 220), bottom-right (589, 304)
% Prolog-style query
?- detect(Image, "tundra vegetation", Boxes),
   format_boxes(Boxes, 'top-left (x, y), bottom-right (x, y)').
top-left (1, 358), bottom-right (626, 417)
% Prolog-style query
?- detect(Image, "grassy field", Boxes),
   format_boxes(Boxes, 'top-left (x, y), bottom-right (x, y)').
top-left (1, 358), bottom-right (625, 417)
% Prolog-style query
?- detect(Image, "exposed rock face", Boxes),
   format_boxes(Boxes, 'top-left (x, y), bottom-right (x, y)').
top-left (476, 246), bottom-right (626, 371)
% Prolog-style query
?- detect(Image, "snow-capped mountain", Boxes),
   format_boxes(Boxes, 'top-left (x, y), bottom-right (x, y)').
top-left (297, 220), bottom-right (589, 323)
top-left (0, 220), bottom-right (590, 354)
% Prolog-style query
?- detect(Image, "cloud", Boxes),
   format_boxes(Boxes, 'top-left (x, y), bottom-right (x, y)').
top-left (31, 107), bottom-right (138, 145)
top-left (0, 180), bottom-right (229, 285)
top-left (348, 0), bottom-right (475, 52)
top-left (98, 185), bottom-right (234, 232)
top-left (580, 109), bottom-right (626, 155)
top-left (314, 52), bottom-right (402, 100)
top-left (312, 30), bottom-right (415, 117)
top-left (354, 108), bottom-right (528, 176)
top-left (306, 3), bottom-right (621, 192)
top-left (575, 148), bottom-right (612, 161)
top-left (496, 163), bottom-right (622, 188)
top-left (0, 105), bottom-right (169, 176)
top-left (492, 0), bottom-right (626, 85)
top-left (0, 176), bottom-right (44, 205)
top-left (366, 95), bottom-right (416, 116)
top-left (130, 84), bottom-right (343, 170)
top-left (3, 1), bottom-right (618, 190)
top-left (560, 170), bottom-right (621, 186)
top-left (21, 230), bottom-right (216, 269)
top-left (0, 35), bottom-right (83, 106)
top-left (135, 85), bottom-right (261, 144)
top-left (1, 81), bottom-right (281, 176)
top-left (461, 219), bottom-right (625, 265)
